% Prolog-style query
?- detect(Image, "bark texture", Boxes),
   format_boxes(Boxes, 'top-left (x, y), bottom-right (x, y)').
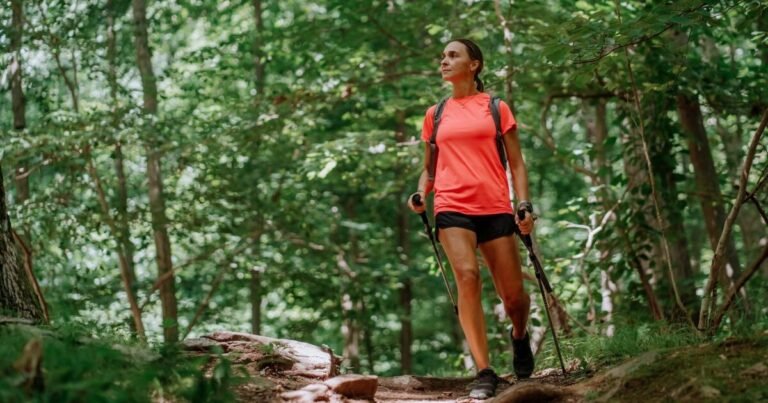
top-left (0, 166), bottom-right (43, 320)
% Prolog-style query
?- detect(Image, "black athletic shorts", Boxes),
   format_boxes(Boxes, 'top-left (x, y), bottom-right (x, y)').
top-left (435, 212), bottom-right (519, 246)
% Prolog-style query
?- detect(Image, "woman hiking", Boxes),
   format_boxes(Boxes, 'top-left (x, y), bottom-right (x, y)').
top-left (407, 38), bottom-right (535, 399)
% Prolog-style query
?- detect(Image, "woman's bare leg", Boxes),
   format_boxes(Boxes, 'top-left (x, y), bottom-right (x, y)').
top-left (479, 234), bottom-right (530, 339)
top-left (438, 227), bottom-right (489, 370)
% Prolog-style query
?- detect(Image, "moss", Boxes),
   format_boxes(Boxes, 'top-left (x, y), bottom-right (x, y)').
top-left (592, 334), bottom-right (768, 402)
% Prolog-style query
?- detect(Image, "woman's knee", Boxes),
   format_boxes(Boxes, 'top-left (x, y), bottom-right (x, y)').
top-left (454, 267), bottom-right (481, 294)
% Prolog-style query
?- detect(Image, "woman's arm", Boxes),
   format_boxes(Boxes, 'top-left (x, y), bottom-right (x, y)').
top-left (503, 128), bottom-right (534, 234)
top-left (408, 143), bottom-right (433, 213)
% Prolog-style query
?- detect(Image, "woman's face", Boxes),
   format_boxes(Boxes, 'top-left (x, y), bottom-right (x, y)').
top-left (440, 42), bottom-right (479, 82)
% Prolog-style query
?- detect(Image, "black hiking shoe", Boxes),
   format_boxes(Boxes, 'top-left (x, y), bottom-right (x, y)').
top-left (512, 331), bottom-right (535, 378)
top-left (468, 368), bottom-right (500, 399)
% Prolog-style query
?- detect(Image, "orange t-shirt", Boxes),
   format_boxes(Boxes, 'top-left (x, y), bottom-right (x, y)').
top-left (421, 93), bottom-right (518, 215)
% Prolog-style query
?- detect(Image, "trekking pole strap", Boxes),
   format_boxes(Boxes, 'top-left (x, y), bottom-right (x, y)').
top-left (490, 96), bottom-right (508, 170)
top-left (427, 98), bottom-right (449, 182)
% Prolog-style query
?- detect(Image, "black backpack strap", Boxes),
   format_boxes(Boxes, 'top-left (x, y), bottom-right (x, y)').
top-left (427, 97), bottom-right (449, 182)
top-left (490, 96), bottom-right (507, 170)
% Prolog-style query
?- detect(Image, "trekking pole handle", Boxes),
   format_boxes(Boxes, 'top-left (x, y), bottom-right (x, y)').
top-left (412, 193), bottom-right (423, 207)
top-left (410, 193), bottom-right (430, 226)
top-left (516, 208), bottom-right (533, 246)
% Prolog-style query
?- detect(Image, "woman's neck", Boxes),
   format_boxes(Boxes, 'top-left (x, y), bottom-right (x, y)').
top-left (451, 79), bottom-right (479, 99)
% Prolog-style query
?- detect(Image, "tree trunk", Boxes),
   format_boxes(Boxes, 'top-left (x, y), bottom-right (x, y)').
top-left (252, 0), bottom-right (265, 98)
top-left (249, 0), bottom-right (265, 336)
top-left (676, 94), bottom-right (742, 289)
top-left (106, 0), bottom-right (145, 339)
top-left (132, 0), bottom-right (178, 343)
top-left (755, 10), bottom-right (768, 115)
top-left (362, 300), bottom-right (375, 373)
top-left (339, 202), bottom-right (362, 373)
top-left (584, 99), bottom-right (617, 331)
top-left (399, 277), bottom-right (412, 374)
top-left (620, 116), bottom-right (664, 320)
top-left (644, 94), bottom-right (696, 310)
top-left (251, 268), bottom-right (261, 335)
top-left (394, 109), bottom-right (413, 374)
top-left (11, 0), bottom-right (30, 249)
top-left (341, 291), bottom-right (361, 372)
top-left (0, 0), bottom-right (48, 320)
top-left (1, 166), bottom-right (42, 321)
top-left (658, 165), bottom-right (697, 308)
top-left (3, 0), bottom-right (42, 321)
top-left (715, 117), bottom-right (766, 270)
top-left (702, 32), bottom-right (766, 270)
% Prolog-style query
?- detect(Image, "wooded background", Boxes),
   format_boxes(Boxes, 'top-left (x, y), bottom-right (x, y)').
top-left (2, 0), bottom-right (767, 377)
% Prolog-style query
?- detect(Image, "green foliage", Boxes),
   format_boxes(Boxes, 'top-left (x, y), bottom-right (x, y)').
top-left (0, 323), bottom-right (236, 402)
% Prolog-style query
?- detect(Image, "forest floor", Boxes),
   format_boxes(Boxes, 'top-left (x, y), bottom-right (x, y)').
top-left (192, 331), bottom-right (768, 402)
top-left (2, 325), bottom-right (767, 402)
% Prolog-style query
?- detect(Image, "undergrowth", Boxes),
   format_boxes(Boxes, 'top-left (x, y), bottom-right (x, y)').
top-left (535, 305), bottom-right (768, 372)
top-left (0, 321), bottom-right (237, 403)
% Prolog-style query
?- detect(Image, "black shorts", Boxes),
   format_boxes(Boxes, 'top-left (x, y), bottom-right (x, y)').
top-left (435, 212), bottom-right (519, 246)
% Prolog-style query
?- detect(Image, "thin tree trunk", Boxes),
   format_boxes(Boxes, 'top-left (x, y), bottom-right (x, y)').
top-left (252, 0), bottom-right (265, 98)
top-left (11, 0), bottom-right (30, 255)
top-left (676, 94), bottom-right (742, 289)
top-left (715, 117), bottom-right (765, 267)
top-left (703, 32), bottom-right (766, 267)
top-left (106, 0), bottom-right (144, 339)
top-left (341, 291), bottom-right (361, 372)
top-left (700, 109), bottom-right (768, 330)
top-left (339, 202), bottom-right (361, 373)
top-left (251, 268), bottom-right (261, 334)
top-left (250, 0), bottom-right (265, 335)
top-left (399, 277), bottom-right (412, 374)
top-left (712, 243), bottom-right (768, 331)
top-left (361, 300), bottom-right (375, 373)
top-left (493, 0), bottom-right (515, 111)
top-left (35, 0), bottom-right (79, 113)
top-left (584, 99), bottom-right (614, 331)
top-left (756, 10), bottom-right (768, 112)
top-left (132, 0), bottom-right (178, 343)
top-left (394, 109), bottom-right (413, 374)
top-left (107, 0), bottom-right (138, 291)
top-left (616, 6), bottom-right (690, 324)
top-left (644, 94), bottom-right (696, 310)
top-left (620, 123), bottom-right (664, 321)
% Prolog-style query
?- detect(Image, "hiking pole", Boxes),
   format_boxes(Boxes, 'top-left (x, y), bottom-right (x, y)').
top-left (516, 208), bottom-right (567, 376)
top-left (411, 194), bottom-right (458, 316)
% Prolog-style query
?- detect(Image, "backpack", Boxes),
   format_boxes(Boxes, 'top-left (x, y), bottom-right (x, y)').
top-left (427, 95), bottom-right (507, 182)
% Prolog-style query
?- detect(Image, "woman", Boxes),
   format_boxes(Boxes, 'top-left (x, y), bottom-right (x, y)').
top-left (407, 38), bottom-right (535, 399)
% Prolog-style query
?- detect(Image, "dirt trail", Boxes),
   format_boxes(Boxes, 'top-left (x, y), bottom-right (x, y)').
top-left (185, 331), bottom-right (768, 402)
